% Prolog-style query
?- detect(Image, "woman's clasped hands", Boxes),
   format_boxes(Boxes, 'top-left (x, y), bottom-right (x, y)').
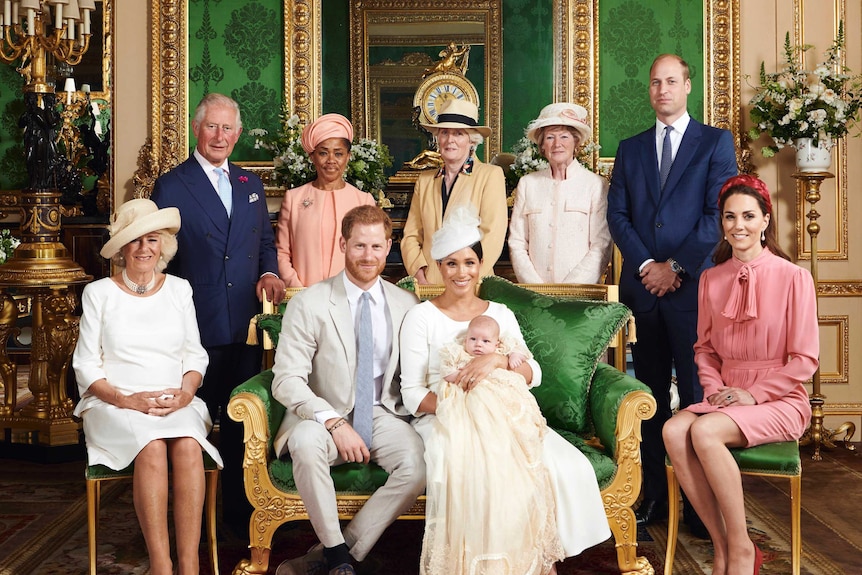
top-left (708, 386), bottom-right (756, 407)
top-left (123, 388), bottom-right (193, 416)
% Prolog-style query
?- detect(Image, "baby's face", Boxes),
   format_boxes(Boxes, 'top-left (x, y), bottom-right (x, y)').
top-left (464, 324), bottom-right (499, 356)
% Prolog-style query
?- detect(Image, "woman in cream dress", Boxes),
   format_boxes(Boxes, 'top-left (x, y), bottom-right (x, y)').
top-left (400, 207), bottom-right (610, 574)
top-left (73, 199), bottom-right (222, 575)
top-left (508, 103), bottom-right (612, 284)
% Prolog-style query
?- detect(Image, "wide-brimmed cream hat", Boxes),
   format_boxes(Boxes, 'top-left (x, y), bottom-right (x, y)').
top-left (526, 102), bottom-right (592, 145)
top-left (100, 199), bottom-right (181, 259)
top-left (420, 99), bottom-right (492, 139)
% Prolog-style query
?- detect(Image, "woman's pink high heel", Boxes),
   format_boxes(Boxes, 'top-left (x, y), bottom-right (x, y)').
top-left (753, 543), bottom-right (764, 575)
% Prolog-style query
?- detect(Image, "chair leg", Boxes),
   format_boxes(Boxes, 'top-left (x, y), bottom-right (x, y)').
top-left (205, 469), bottom-right (220, 575)
top-left (86, 479), bottom-right (100, 575)
top-left (790, 474), bottom-right (801, 575)
top-left (664, 464), bottom-right (681, 575)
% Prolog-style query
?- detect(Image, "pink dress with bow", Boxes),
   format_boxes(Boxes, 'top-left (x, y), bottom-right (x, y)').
top-left (684, 248), bottom-right (817, 446)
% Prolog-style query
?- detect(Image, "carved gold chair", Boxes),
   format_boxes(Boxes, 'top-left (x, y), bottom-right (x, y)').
top-left (85, 454), bottom-right (220, 575)
top-left (229, 277), bottom-right (656, 575)
top-left (664, 440), bottom-right (802, 575)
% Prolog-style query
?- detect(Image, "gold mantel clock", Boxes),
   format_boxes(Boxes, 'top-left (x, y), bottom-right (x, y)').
top-left (413, 72), bottom-right (479, 125)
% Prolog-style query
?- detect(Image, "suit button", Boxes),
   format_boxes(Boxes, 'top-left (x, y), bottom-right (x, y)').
top-left (227, 282), bottom-right (233, 288)
top-left (224, 255), bottom-right (230, 261)
top-left (656, 222), bottom-right (663, 228)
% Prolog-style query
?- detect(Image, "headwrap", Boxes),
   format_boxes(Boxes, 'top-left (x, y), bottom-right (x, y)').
top-left (300, 113), bottom-right (354, 154)
top-left (719, 174), bottom-right (772, 215)
top-left (430, 204), bottom-right (483, 261)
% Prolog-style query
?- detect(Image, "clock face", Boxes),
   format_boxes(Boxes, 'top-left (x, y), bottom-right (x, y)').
top-left (414, 73), bottom-right (479, 125)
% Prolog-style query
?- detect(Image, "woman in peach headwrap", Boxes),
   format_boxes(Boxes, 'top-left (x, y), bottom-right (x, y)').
top-left (276, 113), bottom-right (376, 286)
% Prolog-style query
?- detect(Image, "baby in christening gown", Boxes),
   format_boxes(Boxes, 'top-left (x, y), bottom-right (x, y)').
top-left (421, 315), bottom-right (564, 575)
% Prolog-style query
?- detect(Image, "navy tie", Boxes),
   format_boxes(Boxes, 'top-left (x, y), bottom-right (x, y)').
top-left (353, 292), bottom-right (374, 447)
top-left (216, 168), bottom-right (233, 216)
top-left (659, 126), bottom-right (674, 190)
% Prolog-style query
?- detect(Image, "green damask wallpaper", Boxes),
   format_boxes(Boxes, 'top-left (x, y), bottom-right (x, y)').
top-left (188, 0), bottom-right (284, 161)
top-left (598, 0), bottom-right (704, 157)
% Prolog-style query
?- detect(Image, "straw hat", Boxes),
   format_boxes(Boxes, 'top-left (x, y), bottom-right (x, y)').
top-left (100, 199), bottom-right (181, 259)
top-left (525, 102), bottom-right (592, 145)
top-left (420, 99), bottom-right (491, 138)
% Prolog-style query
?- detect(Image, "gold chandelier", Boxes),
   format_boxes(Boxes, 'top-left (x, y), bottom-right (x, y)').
top-left (0, 0), bottom-right (95, 449)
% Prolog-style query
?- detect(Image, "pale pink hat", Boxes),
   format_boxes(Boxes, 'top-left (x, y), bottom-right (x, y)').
top-left (301, 113), bottom-right (354, 154)
top-left (526, 102), bottom-right (592, 144)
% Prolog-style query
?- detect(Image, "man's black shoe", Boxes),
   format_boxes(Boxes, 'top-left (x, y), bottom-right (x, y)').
top-left (635, 499), bottom-right (668, 525)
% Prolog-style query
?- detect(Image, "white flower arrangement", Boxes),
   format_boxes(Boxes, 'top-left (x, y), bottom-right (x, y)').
top-left (748, 23), bottom-right (862, 157)
top-left (252, 107), bottom-right (392, 194)
top-left (0, 229), bottom-right (21, 264)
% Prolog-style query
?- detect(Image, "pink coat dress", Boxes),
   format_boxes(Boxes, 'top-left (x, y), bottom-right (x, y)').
top-left (276, 181), bottom-right (375, 287)
top-left (685, 248), bottom-right (817, 446)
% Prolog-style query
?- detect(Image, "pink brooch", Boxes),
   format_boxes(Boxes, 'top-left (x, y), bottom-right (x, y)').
top-left (238, 176), bottom-right (249, 183)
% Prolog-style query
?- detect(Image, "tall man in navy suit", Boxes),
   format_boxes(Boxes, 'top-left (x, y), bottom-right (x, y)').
top-left (607, 54), bottom-right (737, 530)
top-left (151, 93), bottom-right (285, 529)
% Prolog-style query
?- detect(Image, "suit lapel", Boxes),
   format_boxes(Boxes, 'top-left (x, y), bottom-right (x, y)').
top-left (328, 274), bottom-right (357, 372)
top-left (662, 120), bottom-right (702, 196)
top-left (636, 130), bottom-right (662, 204)
top-left (380, 282), bottom-right (404, 383)
top-left (178, 160), bottom-right (230, 233)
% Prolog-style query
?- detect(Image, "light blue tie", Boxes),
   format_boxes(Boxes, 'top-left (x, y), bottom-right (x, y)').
top-left (216, 168), bottom-right (233, 216)
top-left (659, 126), bottom-right (674, 190)
top-left (353, 292), bottom-right (374, 447)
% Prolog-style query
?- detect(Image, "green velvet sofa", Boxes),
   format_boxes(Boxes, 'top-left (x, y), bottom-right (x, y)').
top-left (228, 277), bottom-right (657, 575)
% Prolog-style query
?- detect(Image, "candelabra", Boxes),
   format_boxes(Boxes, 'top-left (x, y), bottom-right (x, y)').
top-left (794, 171), bottom-right (856, 460)
top-left (0, 0), bottom-right (95, 450)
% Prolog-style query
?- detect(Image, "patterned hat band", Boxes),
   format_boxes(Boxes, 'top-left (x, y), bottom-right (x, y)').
top-left (435, 113), bottom-right (480, 126)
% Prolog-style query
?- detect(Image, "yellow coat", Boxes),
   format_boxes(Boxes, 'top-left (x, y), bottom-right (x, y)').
top-left (400, 158), bottom-right (507, 284)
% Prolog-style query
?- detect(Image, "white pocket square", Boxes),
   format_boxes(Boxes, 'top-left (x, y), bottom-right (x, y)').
top-left (248, 192), bottom-right (259, 203)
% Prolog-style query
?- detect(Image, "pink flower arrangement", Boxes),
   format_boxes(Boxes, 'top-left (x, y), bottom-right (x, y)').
top-left (238, 176), bottom-right (249, 183)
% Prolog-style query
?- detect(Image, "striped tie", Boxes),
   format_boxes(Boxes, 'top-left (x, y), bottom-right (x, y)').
top-left (659, 126), bottom-right (674, 190)
top-left (353, 292), bottom-right (374, 447)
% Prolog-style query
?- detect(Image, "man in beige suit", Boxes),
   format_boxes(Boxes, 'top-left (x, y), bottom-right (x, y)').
top-left (272, 206), bottom-right (424, 575)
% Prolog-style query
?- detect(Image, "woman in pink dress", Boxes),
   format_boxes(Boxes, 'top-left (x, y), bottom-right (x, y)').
top-left (276, 113), bottom-right (376, 286)
top-left (663, 175), bottom-right (818, 575)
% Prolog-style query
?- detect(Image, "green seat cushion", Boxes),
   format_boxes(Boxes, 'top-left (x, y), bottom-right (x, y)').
top-left (554, 429), bottom-right (616, 489)
top-left (86, 452), bottom-right (220, 480)
top-left (478, 276), bottom-right (632, 435)
top-left (270, 459), bottom-right (391, 494)
top-left (730, 441), bottom-right (801, 475)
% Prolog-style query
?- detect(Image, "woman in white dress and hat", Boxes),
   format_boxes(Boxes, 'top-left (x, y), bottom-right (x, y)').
top-left (401, 98), bottom-right (508, 284)
top-left (73, 199), bottom-right (223, 575)
top-left (508, 103), bottom-right (612, 284)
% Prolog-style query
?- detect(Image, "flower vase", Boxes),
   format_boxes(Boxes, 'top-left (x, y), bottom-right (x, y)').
top-left (794, 138), bottom-right (833, 172)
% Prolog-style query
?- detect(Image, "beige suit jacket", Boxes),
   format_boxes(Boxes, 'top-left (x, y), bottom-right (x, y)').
top-left (400, 159), bottom-right (507, 284)
top-left (271, 272), bottom-right (419, 456)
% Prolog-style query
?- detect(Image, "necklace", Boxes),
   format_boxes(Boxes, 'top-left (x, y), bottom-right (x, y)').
top-left (122, 269), bottom-right (156, 295)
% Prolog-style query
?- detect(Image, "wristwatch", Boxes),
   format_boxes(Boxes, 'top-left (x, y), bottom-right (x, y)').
top-left (667, 258), bottom-right (685, 275)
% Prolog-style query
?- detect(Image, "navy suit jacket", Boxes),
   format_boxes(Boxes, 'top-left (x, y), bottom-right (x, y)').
top-left (607, 118), bottom-right (737, 314)
top-left (151, 156), bottom-right (279, 348)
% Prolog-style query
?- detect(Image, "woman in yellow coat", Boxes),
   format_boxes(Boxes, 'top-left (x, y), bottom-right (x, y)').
top-left (400, 99), bottom-right (507, 284)
top-left (276, 113), bottom-right (376, 287)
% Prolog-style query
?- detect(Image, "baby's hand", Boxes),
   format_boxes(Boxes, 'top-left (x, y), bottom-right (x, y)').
top-left (443, 370), bottom-right (460, 383)
top-left (508, 352), bottom-right (527, 369)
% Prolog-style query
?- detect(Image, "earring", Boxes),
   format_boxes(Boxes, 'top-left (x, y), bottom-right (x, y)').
top-left (761, 230), bottom-right (766, 242)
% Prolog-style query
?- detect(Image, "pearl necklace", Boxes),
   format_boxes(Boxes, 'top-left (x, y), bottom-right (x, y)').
top-left (122, 269), bottom-right (156, 295)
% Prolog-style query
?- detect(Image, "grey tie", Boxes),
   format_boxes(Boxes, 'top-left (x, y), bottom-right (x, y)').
top-left (216, 168), bottom-right (233, 216)
top-left (659, 126), bottom-right (674, 190)
top-left (353, 292), bottom-right (374, 447)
